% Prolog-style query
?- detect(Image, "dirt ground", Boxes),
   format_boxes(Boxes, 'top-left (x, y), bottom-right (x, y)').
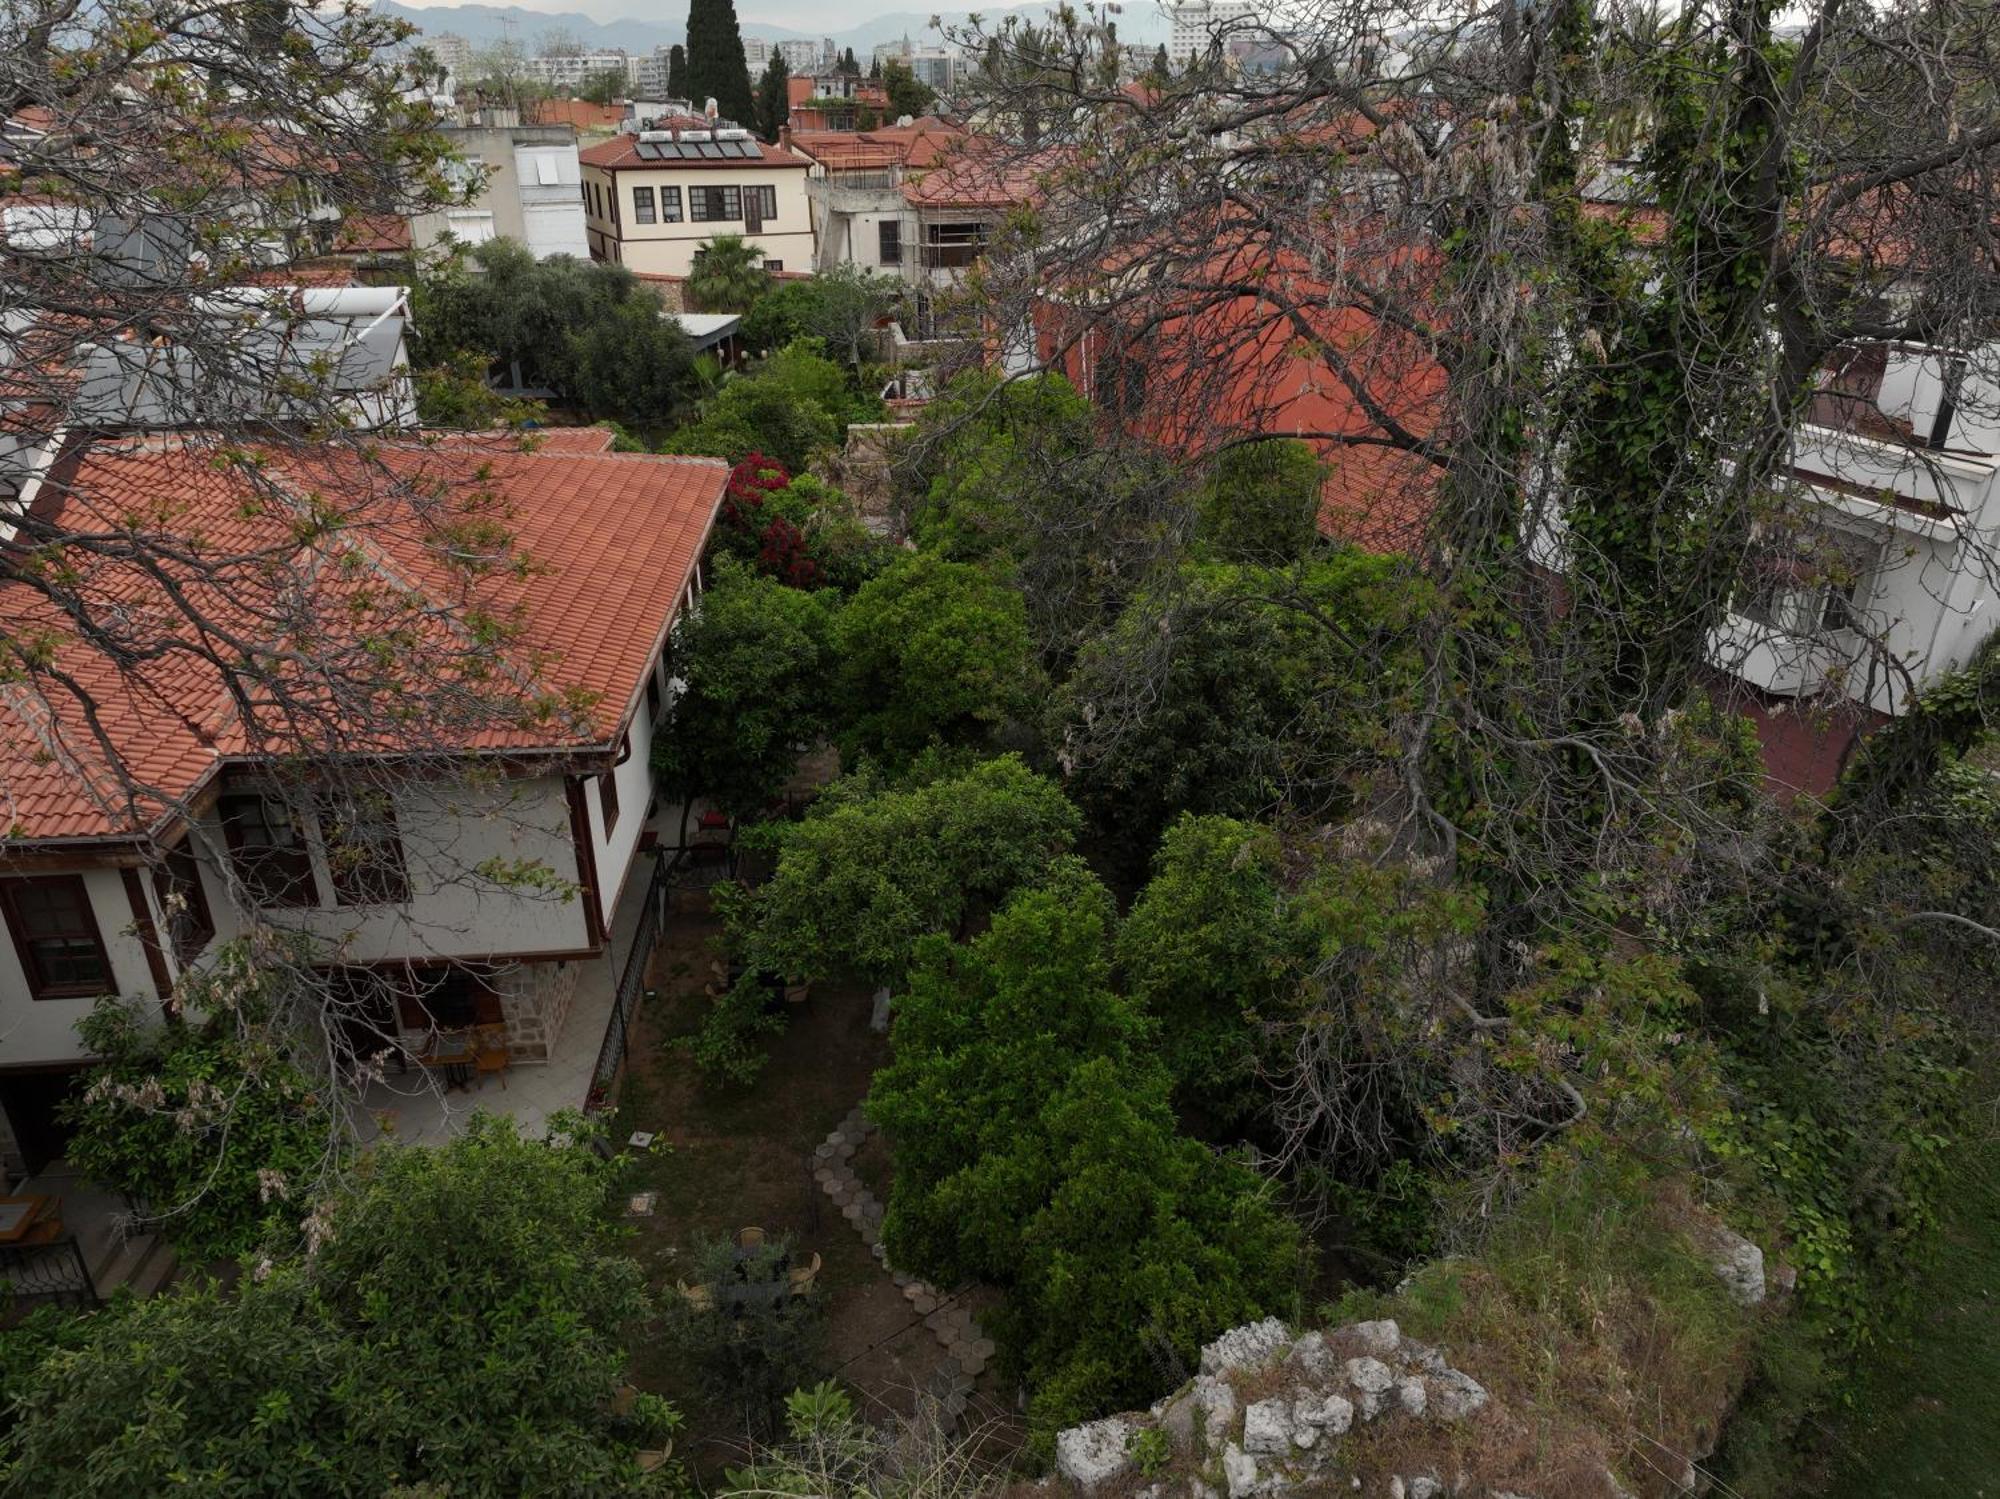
top-left (613, 888), bottom-right (962, 1476)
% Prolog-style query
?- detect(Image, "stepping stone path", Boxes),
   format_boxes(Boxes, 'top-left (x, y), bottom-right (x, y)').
top-left (816, 1104), bottom-right (982, 1426)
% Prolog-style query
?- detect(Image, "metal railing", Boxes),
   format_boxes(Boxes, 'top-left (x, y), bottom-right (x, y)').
top-left (584, 847), bottom-right (685, 1115)
top-left (0, 1235), bottom-right (98, 1309)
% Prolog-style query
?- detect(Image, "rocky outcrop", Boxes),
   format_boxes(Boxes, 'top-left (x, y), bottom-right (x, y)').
top-left (1048, 1313), bottom-right (1710, 1499)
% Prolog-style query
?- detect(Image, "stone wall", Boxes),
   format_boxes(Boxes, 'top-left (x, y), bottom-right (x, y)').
top-left (491, 959), bottom-right (580, 1062)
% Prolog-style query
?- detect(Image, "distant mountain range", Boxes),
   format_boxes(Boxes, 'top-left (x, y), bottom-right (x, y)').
top-left (374, 0), bottom-right (1170, 58)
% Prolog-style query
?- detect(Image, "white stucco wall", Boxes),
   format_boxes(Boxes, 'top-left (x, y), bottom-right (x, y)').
top-left (0, 866), bottom-right (160, 1065)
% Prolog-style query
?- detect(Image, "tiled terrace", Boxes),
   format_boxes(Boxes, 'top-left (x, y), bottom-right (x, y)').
top-left (359, 844), bottom-right (663, 1147)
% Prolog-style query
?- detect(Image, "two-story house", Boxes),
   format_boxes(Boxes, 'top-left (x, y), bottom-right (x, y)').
top-left (579, 118), bottom-right (815, 280)
top-left (787, 120), bottom-right (964, 275)
top-left (409, 124), bottom-right (591, 260)
top-left (0, 428), bottom-right (727, 1172)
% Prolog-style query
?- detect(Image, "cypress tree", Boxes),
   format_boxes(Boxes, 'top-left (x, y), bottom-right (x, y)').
top-left (839, 46), bottom-right (859, 75)
top-left (756, 53), bottom-right (789, 143)
top-left (666, 43), bottom-right (687, 99)
top-left (683, 0), bottom-right (755, 125)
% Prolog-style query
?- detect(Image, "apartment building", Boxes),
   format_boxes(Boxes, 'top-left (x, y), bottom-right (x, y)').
top-left (409, 125), bottom-right (589, 260)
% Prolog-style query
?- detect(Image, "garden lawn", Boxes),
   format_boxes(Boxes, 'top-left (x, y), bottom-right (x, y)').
top-left (613, 890), bottom-right (945, 1475)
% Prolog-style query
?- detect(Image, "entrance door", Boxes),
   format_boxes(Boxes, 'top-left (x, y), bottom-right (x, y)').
top-left (0, 1068), bottom-right (88, 1177)
top-left (744, 190), bottom-right (764, 235)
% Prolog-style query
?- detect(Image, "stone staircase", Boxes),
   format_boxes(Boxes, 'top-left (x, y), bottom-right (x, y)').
top-left (15, 1163), bottom-right (178, 1303)
top-left (814, 1105), bottom-right (994, 1428)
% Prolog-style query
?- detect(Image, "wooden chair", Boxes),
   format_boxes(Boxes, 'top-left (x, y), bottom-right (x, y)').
top-left (472, 1024), bottom-right (510, 1090)
top-left (787, 1250), bottom-right (822, 1295)
top-left (736, 1226), bottom-right (767, 1252)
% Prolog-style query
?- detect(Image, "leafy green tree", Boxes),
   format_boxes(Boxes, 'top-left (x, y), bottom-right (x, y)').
top-left (1057, 555), bottom-right (1429, 871)
top-left (756, 52), bottom-right (789, 141)
top-left (1195, 439), bottom-right (1325, 565)
top-left (868, 864), bottom-right (1300, 1439)
top-left (565, 290), bottom-right (698, 425)
top-left (720, 755), bottom-right (1080, 989)
top-left (737, 265), bottom-right (898, 365)
top-left (661, 377), bottom-right (840, 469)
top-left (834, 552), bottom-right (1040, 767)
top-left (1, 1114), bottom-right (681, 1496)
top-left (667, 43), bottom-right (689, 98)
top-left (653, 556), bottom-right (840, 821)
top-left (685, 0), bottom-right (756, 126)
top-left (1118, 816), bottom-right (1298, 1124)
top-left (686, 232), bottom-right (773, 313)
top-left (581, 67), bottom-right (627, 106)
top-left (880, 59), bottom-right (935, 119)
top-left (838, 46), bottom-right (859, 75)
top-left (61, 946), bottom-right (332, 1260)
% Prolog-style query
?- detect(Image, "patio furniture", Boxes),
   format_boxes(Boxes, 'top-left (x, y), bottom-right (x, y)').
top-left (787, 1251), bottom-right (822, 1294)
top-left (0, 1195), bottom-right (58, 1246)
top-left (417, 1030), bottom-right (475, 1091)
top-left (676, 1280), bottom-right (712, 1312)
top-left (471, 1024), bottom-right (510, 1089)
top-left (736, 1226), bottom-right (766, 1251)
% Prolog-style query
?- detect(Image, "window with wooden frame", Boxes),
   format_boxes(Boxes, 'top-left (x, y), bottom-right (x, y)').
top-left (658, 185), bottom-right (684, 222)
top-left (218, 793), bottom-right (319, 906)
top-left (633, 185), bottom-right (657, 224)
top-left (599, 762), bottom-right (621, 838)
top-left (152, 846), bottom-right (215, 964)
top-left (316, 792), bottom-right (412, 907)
top-left (878, 218), bottom-right (901, 265)
top-left (688, 184), bottom-right (742, 222)
top-left (1, 875), bottom-right (114, 999)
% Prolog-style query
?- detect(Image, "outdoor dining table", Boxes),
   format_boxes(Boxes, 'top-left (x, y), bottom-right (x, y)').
top-left (0, 1194), bottom-right (59, 1245)
top-left (416, 1031), bottom-right (476, 1091)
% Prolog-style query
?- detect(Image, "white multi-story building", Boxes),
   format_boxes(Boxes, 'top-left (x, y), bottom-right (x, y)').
top-left (742, 36), bottom-right (773, 71)
top-left (633, 47), bottom-right (676, 100)
top-left (424, 31), bottom-right (476, 79)
top-left (873, 40), bottom-right (962, 95)
top-left (522, 51), bottom-right (631, 91)
top-left (777, 39), bottom-right (824, 73)
top-left (408, 125), bottom-right (589, 260)
top-left (1170, 0), bottom-right (1259, 59)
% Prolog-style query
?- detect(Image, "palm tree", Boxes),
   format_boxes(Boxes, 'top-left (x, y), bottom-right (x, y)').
top-left (686, 234), bottom-right (772, 313)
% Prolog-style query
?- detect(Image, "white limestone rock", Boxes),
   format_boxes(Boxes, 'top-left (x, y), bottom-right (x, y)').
top-left (1396, 1376), bottom-right (1428, 1418)
top-left (1284, 1329), bottom-right (1336, 1380)
top-left (1706, 1227), bottom-right (1767, 1307)
top-left (1200, 1318), bottom-right (1293, 1376)
top-left (1295, 1391), bottom-right (1354, 1437)
top-left (1406, 1479), bottom-right (1444, 1499)
top-left (1054, 1416), bottom-right (1137, 1491)
top-left (1350, 1318), bottom-right (1402, 1357)
top-left (1221, 1443), bottom-right (1261, 1499)
top-left (1426, 1369), bottom-right (1489, 1422)
top-left (1242, 1399), bottom-right (1295, 1457)
top-left (1345, 1356), bottom-right (1395, 1418)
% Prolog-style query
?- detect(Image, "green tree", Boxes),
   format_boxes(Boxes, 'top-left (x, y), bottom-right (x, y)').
top-left (653, 556), bottom-right (840, 821)
top-left (1117, 816), bottom-right (1297, 1125)
top-left (581, 67), bottom-right (626, 106)
top-left (1149, 43), bottom-right (1170, 82)
top-left (756, 52), bottom-right (789, 142)
top-left (667, 43), bottom-right (689, 98)
top-left (62, 945), bottom-right (333, 1261)
top-left (880, 59), bottom-right (935, 119)
top-left (868, 864), bottom-right (1301, 1439)
top-left (660, 353), bottom-right (846, 469)
top-left (1, 1115), bottom-right (681, 1496)
top-left (685, 0), bottom-right (756, 125)
top-left (721, 755), bottom-right (1080, 990)
top-left (686, 231), bottom-right (772, 312)
top-left (834, 552), bottom-right (1039, 766)
top-left (1057, 555), bottom-right (1428, 871)
top-left (566, 289), bottom-right (698, 425)
top-left (1195, 439), bottom-right (1325, 565)
top-left (838, 46), bottom-right (859, 75)
top-left (737, 265), bottom-right (898, 365)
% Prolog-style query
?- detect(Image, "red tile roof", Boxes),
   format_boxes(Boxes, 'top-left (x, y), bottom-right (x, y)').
top-left (788, 119), bottom-right (964, 171)
top-left (580, 134), bottom-right (807, 171)
top-left (902, 144), bottom-right (1063, 211)
top-left (0, 435), bottom-right (725, 844)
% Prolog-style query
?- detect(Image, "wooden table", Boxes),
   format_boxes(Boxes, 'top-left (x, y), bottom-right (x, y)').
top-left (417, 1033), bottom-right (476, 1091)
top-left (0, 1194), bottom-right (59, 1245)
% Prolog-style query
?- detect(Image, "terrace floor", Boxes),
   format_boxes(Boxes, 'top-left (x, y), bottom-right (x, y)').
top-left (359, 843), bottom-right (662, 1147)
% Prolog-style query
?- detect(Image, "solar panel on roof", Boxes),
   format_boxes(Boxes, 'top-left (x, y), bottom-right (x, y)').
top-left (698, 142), bottom-right (723, 158)
top-left (634, 142), bottom-right (661, 160)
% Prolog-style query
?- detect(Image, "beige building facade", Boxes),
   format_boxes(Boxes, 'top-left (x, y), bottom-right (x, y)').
top-left (579, 124), bottom-right (815, 280)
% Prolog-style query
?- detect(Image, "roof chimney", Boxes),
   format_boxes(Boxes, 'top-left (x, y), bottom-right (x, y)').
top-left (779, 124), bottom-right (792, 148)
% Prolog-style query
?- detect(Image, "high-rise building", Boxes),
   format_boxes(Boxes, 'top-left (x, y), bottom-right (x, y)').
top-left (742, 36), bottom-right (773, 71)
top-left (633, 46), bottom-right (677, 100)
top-left (1170, 1), bottom-right (1258, 60)
top-left (776, 38), bottom-right (823, 73)
top-left (522, 51), bottom-right (632, 91)
top-left (425, 32), bottom-right (475, 79)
